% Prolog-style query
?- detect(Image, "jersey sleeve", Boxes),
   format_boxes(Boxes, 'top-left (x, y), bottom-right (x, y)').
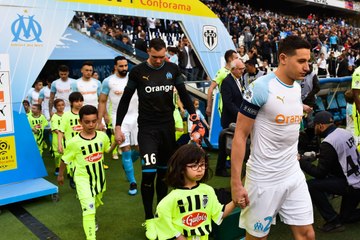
top-left (50, 81), bottom-right (57, 93)
top-left (51, 115), bottom-right (59, 131)
top-left (38, 89), bottom-right (44, 100)
top-left (28, 91), bottom-right (33, 104)
top-left (127, 67), bottom-right (139, 90)
top-left (97, 80), bottom-right (101, 96)
top-left (101, 78), bottom-right (110, 95)
top-left (100, 132), bottom-right (111, 152)
top-left (71, 80), bottom-right (78, 92)
top-left (352, 68), bottom-right (360, 90)
top-left (41, 115), bottom-right (49, 128)
top-left (58, 112), bottom-right (67, 133)
top-left (239, 78), bottom-right (268, 119)
top-left (62, 138), bottom-right (75, 165)
top-left (207, 186), bottom-right (225, 225)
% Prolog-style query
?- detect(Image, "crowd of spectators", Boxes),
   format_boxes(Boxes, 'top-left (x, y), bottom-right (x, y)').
top-left (71, 0), bottom-right (360, 80)
top-left (203, 0), bottom-right (360, 76)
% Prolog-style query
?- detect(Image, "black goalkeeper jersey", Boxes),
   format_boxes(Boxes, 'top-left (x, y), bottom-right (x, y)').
top-left (127, 61), bottom-right (185, 126)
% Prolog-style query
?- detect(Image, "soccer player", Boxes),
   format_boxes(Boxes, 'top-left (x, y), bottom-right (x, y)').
top-left (115, 38), bottom-right (204, 228)
top-left (231, 36), bottom-right (315, 239)
top-left (71, 61), bottom-right (101, 108)
top-left (28, 79), bottom-right (43, 105)
top-left (49, 65), bottom-right (75, 115)
top-left (27, 104), bottom-right (48, 156)
top-left (98, 56), bottom-right (139, 195)
top-left (51, 99), bottom-right (65, 176)
top-left (57, 105), bottom-right (115, 240)
top-left (58, 92), bottom-right (84, 189)
top-left (206, 49), bottom-right (238, 117)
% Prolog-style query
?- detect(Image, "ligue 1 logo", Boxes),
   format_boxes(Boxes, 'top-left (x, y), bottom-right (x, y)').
top-left (11, 12), bottom-right (42, 43)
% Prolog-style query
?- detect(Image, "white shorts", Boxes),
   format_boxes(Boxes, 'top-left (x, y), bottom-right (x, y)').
top-left (112, 114), bottom-right (138, 147)
top-left (239, 170), bottom-right (313, 238)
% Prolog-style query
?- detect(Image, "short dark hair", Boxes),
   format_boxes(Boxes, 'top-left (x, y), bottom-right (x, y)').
top-left (54, 98), bottom-right (65, 108)
top-left (79, 105), bottom-right (98, 120)
top-left (68, 92), bottom-right (84, 104)
top-left (32, 103), bottom-right (42, 111)
top-left (22, 100), bottom-right (30, 105)
top-left (224, 49), bottom-right (237, 63)
top-left (166, 144), bottom-right (212, 188)
top-left (278, 36), bottom-right (311, 57)
top-left (58, 65), bottom-right (69, 72)
top-left (148, 38), bottom-right (166, 51)
top-left (82, 61), bottom-right (93, 68)
top-left (114, 56), bottom-right (127, 65)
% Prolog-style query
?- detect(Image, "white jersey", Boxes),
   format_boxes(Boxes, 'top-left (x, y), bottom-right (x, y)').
top-left (241, 72), bottom-right (303, 182)
top-left (101, 74), bottom-right (138, 125)
top-left (39, 86), bottom-right (51, 121)
top-left (72, 78), bottom-right (101, 108)
top-left (28, 89), bottom-right (41, 105)
top-left (51, 78), bottom-right (75, 111)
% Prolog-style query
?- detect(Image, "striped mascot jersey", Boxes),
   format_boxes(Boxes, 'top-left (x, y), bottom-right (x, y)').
top-left (60, 111), bottom-right (82, 143)
top-left (51, 113), bottom-right (63, 152)
top-left (27, 114), bottom-right (48, 147)
top-left (62, 131), bottom-right (111, 197)
top-left (155, 183), bottom-right (224, 240)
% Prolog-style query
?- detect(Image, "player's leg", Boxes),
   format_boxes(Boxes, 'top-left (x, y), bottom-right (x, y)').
top-left (120, 143), bottom-right (137, 195)
top-left (290, 225), bottom-right (315, 240)
top-left (280, 171), bottom-right (314, 239)
top-left (156, 124), bottom-right (176, 203)
top-left (138, 128), bottom-right (159, 219)
top-left (80, 196), bottom-right (97, 240)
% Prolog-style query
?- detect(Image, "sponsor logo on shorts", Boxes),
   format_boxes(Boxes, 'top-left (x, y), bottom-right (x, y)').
top-left (85, 152), bottom-right (103, 162)
top-left (182, 212), bottom-right (207, 227)
top-left (253, 216), bottom-right (272, 233)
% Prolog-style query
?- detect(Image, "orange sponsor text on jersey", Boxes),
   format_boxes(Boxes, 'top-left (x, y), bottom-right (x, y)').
top-left (275, 114), bottom-right (302, 124)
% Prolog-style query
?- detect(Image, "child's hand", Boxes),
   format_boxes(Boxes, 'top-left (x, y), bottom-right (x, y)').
top-left (58, 145), bottom-right (64, 154)
top-left (176, 235), bottom-right (187, 240)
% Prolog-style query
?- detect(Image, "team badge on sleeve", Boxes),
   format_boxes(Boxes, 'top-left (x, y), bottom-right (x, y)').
top-left (244, 88), bottom-right (253, 102)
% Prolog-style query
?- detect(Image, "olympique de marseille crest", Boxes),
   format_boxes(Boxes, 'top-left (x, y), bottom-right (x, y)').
top-left (203, 25), bottom-right (217, 51)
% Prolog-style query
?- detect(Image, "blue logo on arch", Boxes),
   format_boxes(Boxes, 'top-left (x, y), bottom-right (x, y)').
top-left (11, 14), bottom-right (42, 42)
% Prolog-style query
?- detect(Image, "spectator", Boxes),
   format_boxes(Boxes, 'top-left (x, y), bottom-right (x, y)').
top-left (215, 59), bottom-right (246, 177)
top-left (178, 36), bottom-right (197, 82)
top-left (243, 59), bottom-right (265, 89)
top-left (337, 53), bottom-right (350, 77)
top-left (86, 16), bottom-right (101, 37)
top-left (135, 31), bottom-right (148, 53)
top-left (327, 51), bottom-right (337, 77)
top-left (317, 53), bottom-right (327, 77)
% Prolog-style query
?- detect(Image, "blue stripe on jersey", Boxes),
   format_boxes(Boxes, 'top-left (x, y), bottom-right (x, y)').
top-left (275, 77), bottom-right (294, 88)
top-left (142, 169), bottom-right (157, 173)
top-left (239, 100), bottom-right (260, 119)
top-left (101, 77), bottom-right (110, 95)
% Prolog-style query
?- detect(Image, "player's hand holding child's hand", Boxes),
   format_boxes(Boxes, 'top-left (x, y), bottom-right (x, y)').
top-left (232, 184), bottom-right (250, 209)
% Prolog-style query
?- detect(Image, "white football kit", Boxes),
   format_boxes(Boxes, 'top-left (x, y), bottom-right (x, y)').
top-left (238, 72), bottom-right (313, 237)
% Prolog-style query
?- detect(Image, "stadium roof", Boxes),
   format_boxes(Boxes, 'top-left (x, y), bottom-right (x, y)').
top-left (49, 27), bottom-right (122, 60)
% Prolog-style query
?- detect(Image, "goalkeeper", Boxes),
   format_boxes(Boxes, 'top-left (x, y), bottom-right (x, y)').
top-left (115, 38), bottom-right (205, 230)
